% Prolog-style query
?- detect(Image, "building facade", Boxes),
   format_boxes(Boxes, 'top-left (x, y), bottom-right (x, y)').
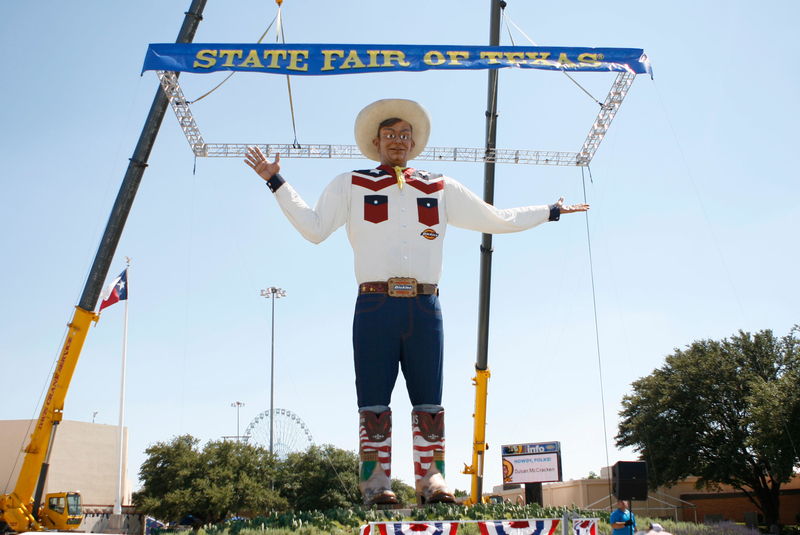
top-left (0, 419), bottom-right (132, 509)
top-left (491, 468), bottom-right (799, 525)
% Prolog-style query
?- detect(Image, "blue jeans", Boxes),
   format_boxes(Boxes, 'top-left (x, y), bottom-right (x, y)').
top-left (353, 293), bottom-right (444, 410)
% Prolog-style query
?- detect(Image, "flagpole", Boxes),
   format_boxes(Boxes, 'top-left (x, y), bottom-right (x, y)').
top-left (114, 261), bottom-right (130, 516)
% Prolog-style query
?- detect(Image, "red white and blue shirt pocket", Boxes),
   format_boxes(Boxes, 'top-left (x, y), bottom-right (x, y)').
top-left (363, 194), bottom-right (389, 224)
top-left (417, 198), bottom-right (439, 226)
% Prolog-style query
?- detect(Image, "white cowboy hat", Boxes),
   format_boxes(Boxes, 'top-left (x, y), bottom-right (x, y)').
top-left (354, 99), bottom-right (431, 162)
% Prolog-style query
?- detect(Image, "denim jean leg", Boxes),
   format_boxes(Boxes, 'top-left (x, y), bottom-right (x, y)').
top-left (353, 293), bottom-right (403, 408)
top-left (401, 294), bottom-right (444, 407)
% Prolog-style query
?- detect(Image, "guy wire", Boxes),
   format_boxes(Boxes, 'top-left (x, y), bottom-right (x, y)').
top-left (189, 14), bottom-right (278, 104)
top-left (581, 166), bottom-right (614, 508)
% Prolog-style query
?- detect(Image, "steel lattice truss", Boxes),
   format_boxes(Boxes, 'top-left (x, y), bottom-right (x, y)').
top-left (157, 70), bottom-right (636, 167)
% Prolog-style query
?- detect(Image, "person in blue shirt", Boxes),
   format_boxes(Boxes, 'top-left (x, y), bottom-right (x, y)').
top-left (610, 499), bottom-right (637, 535)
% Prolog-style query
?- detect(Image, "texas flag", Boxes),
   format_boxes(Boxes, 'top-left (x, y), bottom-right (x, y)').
top-left (99, 268), bottom-right (128, 311)
top-left (478, 519), bottom-right (560, 535)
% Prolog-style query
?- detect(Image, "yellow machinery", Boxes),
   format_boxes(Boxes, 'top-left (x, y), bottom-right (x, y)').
top-left (462, 367), bottom-right (491, 504)
top-left (0, 307), bottom-right (97, 531)
top-left (0, 2), bottom-right (207, 531)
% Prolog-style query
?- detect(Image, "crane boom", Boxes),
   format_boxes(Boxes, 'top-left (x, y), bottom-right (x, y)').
top-left (461, 0), bottom-right (503, 506)
top-left (0, 2), bottom-right (208, 531)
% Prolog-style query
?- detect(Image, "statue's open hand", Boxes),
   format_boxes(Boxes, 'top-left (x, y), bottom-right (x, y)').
top-left (554, 197), bottom-right (589, 213)
top-left (245, 146), bottom-right (281, 181)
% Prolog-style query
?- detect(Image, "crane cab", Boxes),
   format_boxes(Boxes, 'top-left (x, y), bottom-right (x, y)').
top-left (40, 492), bottom-right (82, 530)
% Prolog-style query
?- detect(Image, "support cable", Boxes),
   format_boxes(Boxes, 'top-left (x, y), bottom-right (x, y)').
top-left (502, 12), bottom-right (516, 46)
top-left (277, 7), bottom-right (300, 147)
top-left (503, 11), bottom-right (601, 106)
top-left (501, 11), bottom-right (537, 46)
top-left (562, 71), bottom-right (604, 107)
top-left (589, 162), bottom-right (664, 495)
top-left (581, 166), bottom-right (613, 508)
top-left (653, 81), bottom-right (750, 330)
top-left (187, 0), bottom-right (302, 144)
top-left (189, 14), bottom-right (279, 104)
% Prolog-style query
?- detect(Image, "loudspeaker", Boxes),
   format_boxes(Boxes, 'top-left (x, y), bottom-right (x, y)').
top-left (612, 461), bottom-right (648, 501)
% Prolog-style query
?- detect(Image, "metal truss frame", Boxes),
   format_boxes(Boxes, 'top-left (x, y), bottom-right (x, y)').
top-left (157, 69), bottom-right (636, 167)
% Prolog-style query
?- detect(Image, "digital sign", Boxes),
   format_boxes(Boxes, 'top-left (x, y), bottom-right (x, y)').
top-left (502, 442), bottom-right (562, 484)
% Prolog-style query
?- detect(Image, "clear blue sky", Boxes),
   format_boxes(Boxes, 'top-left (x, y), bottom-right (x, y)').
top-left (1, 0), bottom-right (798, 498)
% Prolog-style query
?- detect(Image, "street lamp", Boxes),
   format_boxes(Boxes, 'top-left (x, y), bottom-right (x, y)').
top-left (260, 287), bottom-right (286, 455)
top-left (231, 401), bottom-right (245, 441)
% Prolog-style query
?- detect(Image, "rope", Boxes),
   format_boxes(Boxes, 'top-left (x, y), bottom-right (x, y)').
top-left (277, 7), bottom-right (300, 146)
top-left (581, 166), bottom-right (613, 509)
top-left (502, 12), bottom-right (516, 46)
top-left (562, 71), bottom-right (603, 107)
top-left (502, 11), bottom-right (601, 107)
top-left (653, 80), bottom-right (750, 330)
top-left (502, 11), bottom-right (537, 46)
top-left (189, 14), bottom-right (278, 104)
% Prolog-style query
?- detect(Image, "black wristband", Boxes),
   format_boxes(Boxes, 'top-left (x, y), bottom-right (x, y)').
top-left (548, 204), bottom-right (560, 222)
top-left (265, 173), bottom-right (285, 193)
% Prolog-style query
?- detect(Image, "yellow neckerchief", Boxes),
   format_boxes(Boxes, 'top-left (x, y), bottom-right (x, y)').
top-left (393, 166), bottom-right (407, 191)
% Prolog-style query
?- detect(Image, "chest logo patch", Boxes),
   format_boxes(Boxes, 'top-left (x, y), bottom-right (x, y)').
top-left (421, 229), bottom-right (439, 240)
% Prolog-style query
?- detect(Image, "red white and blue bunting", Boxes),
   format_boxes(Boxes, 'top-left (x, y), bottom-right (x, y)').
top-left (478, 518), bottom-right (560, 535)
top-left (360, 522), bottom-right (459, 535)
top-left (572, 519), bottom-right (598, 535)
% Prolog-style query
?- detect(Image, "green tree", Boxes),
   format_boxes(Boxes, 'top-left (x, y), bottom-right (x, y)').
top-left (193, 439), bottom-right (287, 520)
top-left (275, 444), bottom-right (361, 511)
top-left (133, 435), bottom-right (287, 524)
top-left (133, 435), bottom-right (203, 523)
top-left (616, 327), bottom-right (800, 527)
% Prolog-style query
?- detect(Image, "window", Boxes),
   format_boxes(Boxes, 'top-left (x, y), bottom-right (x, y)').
top-left (48, 496), bottom-right (65, 515)
top-left (67, 493), bottom-right (82, 516)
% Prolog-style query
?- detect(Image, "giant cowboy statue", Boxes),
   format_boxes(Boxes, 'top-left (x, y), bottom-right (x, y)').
top-left (245, 99), bottom-right (589, 506)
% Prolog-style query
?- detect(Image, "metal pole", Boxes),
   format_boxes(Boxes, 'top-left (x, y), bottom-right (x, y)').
top-left (114, 264), bottom-right (131, 515)
top-left (231, 402), bottom-right (245, 441)
top-left (270, 294), bottom-right (275, 455)
top-left (477, 0), bottom-right (503, 370)
top-left (471, 0), bottom-right (504, 503)
top-left (260, 287), bottom-right (284, 454)
top-left (77, 0), bottom-right (207, 313)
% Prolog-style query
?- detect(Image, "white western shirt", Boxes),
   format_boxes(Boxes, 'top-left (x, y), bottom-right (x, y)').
top-left (267, 165), bottom-right (556, 285)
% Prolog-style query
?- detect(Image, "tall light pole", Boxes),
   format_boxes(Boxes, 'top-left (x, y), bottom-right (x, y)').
top-left (231, 401), bottom-right (245, 441)
top-left (260, 287), bottom-right (286, 455)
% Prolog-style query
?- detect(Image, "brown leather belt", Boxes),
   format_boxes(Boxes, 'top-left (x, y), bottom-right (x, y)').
top-left (359, 278), bottom-right (438, 297)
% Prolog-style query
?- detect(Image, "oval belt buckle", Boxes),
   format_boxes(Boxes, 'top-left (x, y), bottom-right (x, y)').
top-left (387, 277), bottom-right (418, 298)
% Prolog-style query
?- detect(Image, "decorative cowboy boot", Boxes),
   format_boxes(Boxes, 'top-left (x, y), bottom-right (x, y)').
top-left (412, 410), bottom-right (456, 505)
top-left (359, 410), bottom-right (399, 505)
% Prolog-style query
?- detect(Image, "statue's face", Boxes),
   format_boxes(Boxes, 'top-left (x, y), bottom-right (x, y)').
top-left (373, 120), bottom-right (415, 167)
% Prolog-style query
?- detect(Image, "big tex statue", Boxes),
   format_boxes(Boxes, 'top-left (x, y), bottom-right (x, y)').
top-left (246, 99), bottom-right (589, 505)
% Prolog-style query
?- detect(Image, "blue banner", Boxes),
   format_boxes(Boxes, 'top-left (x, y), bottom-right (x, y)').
top-left (142, 43), bottom-right (651, 76)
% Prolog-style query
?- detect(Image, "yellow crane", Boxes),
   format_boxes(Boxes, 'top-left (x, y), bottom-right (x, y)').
top-left (0, 308), bottom-right (99, 531)
top-left (0, 2), bottom-right (207, 531)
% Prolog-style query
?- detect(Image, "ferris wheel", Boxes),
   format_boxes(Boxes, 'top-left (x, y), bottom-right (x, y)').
top-left (244, 408), bottom-right (315, 458)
